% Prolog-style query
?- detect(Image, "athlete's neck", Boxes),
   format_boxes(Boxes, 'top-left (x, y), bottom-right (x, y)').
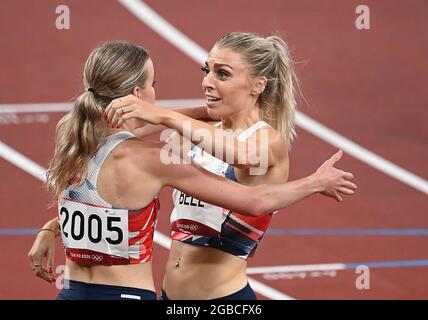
top-left (221, 107), bottom-right (261, 132)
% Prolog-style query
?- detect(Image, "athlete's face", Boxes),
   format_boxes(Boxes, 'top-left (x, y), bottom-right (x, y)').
top-left (136, 58), bottom-right (156, 104)
top-left (202, 47), bottom-right (258, 119)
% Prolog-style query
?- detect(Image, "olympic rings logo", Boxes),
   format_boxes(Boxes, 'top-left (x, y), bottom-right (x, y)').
top-left (189, 225), bottom-right (198, 232)
top-left (91, 255), bottom-right (103, 262)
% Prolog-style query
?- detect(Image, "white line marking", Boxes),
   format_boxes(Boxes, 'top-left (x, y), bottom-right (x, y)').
top-left (0, 103), bottom-right (72, 114)
top-left (117, 0), bottom-right (428, 194)
top-left (296, 113), bottom-right (428, 194)
top-left (248, 278), bottom-right (294, 300)
top-left (153, 229), bottom-right (172, 249)
top-left (0, 140), bottom-right (293, 299)
top-left (0, 141), bottom-right (46, 181)
top-left (118, 0), bottom-right (207, 64)
top-left (247, 263), bottom-right (347, 274)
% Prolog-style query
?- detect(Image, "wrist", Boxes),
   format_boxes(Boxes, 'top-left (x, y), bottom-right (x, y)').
top-left (38, 228), bottom-right (58, 237)
top-left (42, 219), bottom-right (60, 236)
top-left (161, 109), bottom-right (186, 132)
top-left (159, 109), bottom-right (174, 126)
top-left (308, 172), bottom-right (324, 194)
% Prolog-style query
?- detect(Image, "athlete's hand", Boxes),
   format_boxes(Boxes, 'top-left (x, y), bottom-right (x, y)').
top-left (28, 230), bottom-right (57, 283)
top-left (105, 94), bottom-right (165, 128)
top-left (314, 150), bottom-right (357, 202)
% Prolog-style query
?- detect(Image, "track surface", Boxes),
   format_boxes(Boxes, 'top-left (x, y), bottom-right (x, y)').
top-left (0, 0), bottom-right (427, 299)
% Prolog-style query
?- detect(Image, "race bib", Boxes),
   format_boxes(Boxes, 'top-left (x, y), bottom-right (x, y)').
top-left (171, 189), bottom-right (226, 234)
top-left (58, 199), bottom-right (129, 259)
top-left (171, 145), bottom-right (229, 234)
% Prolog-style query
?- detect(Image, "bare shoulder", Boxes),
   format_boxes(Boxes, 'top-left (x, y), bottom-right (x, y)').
top-left (112, 137), bottom-right (164, 165)
top-left (254, 124), bottom-right (288, 166)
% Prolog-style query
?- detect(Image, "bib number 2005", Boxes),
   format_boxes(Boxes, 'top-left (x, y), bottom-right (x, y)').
top-left (60, 207), bottom-right (123, 244)
top-left (58, 199), bottom-right (129, 258)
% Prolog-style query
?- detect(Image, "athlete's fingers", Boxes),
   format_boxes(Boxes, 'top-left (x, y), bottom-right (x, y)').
top-left (342, 171), bottom-right (354, 180)
top-left (106, 95), bottom-right (133, 111)
top-left (29, 252), bottom-right (42, 270)
top-left (105, 96), bottom-right (133, 124)
top-left (108, 103), bottom-right (122, 127)
top-left (46, 248), bottom-right (55, 275)
top-left (34, 265), bottom-right (55, 283)
top-left (337, 187), bottom-right (355, 195)
top-left (328, 150), bottom-right (343, 165)
top-left (28, 251), bottom-right (36, 268)
top-left (111, 101), bottom-right (141, 128)
top-left (342, 180), bottom-right (357, 190)
top-left (114, 110), bottom-right (127, 128)
top-left (334, 192), bottom-right (343, 202)
top-left (116, 110), bottom-right (139, 128)
top-left (110, 103), bottom-right (133, 128)
top-left (105, 98), bottom-right (121, 116)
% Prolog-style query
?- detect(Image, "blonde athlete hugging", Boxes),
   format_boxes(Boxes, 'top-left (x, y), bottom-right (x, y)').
top-left (29, 38), bottom-right (356, 300)
top-left (105, 33), bottom-right (356, 300)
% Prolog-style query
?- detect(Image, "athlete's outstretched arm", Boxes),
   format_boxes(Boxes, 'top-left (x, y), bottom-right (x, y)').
top-left (152, 149), bottom-right (356, 217)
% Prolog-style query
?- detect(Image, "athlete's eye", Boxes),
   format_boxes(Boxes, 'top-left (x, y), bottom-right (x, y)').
top-left (217, 70), bottom-right (229, 80)
top-left (201, 67), bottom-right (209, 76)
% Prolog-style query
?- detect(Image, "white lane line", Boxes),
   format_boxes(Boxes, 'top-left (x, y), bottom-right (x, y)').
top-left (296, 113), bottom-right (428, 194)
top-left (118, 0), bottom-right (207, 64)
top-left (117, 0), bottom-right (428, 194)
top-left (153, 229), bottom-right (171, 249)
top-left (0, 140), bottom-right (293, 300)
top-left (0, 141), bottom-right (46, 181)
top-left (247, 263), bottom-right (347, 274)
top-left (0, 103), bottom-right (72, 114)
top-left (248, 278), bottom-right (294, 300)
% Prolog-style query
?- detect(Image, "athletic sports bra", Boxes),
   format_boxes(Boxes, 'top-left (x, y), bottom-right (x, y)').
top-left (170, 121), bottom-right (273, 259)
top-left (58, 132), bottom-right (159, 266)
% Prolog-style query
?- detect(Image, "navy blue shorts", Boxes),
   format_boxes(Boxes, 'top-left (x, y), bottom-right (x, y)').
top-left (161, 282), bottom-right (257, 300)
top-left (57, 280), bottom-right (157, 300)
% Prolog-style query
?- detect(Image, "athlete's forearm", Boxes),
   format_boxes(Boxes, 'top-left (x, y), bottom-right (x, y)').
top-left (160, 110), bottom-right (251, 168)
top-left (133, 106), bottom-right (213, 138)
top-left (175, 105), bottom-right (214, 121)
top-left (252, 174), bottom-right (324, 216)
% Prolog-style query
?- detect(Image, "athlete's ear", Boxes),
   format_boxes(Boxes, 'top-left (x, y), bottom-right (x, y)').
top-left (250, 76), bottom-right (267, 96)
top-left (132, 86), bottom-right (143, 99)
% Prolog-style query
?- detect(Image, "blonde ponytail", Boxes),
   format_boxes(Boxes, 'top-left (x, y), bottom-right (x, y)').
top-left (265, 35), bottom-right (297, 147)
top-left (46, 91), bottom-right (106, 197)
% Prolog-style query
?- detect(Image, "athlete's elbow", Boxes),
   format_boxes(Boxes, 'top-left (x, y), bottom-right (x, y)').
top-left (245, 189), bottom-right (270, 217)
top-left (237, 195), bottom-right (260, 217)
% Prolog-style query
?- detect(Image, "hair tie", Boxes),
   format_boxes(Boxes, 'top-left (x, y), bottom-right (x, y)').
top-left (88, 88), bottom-right (97, 95)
